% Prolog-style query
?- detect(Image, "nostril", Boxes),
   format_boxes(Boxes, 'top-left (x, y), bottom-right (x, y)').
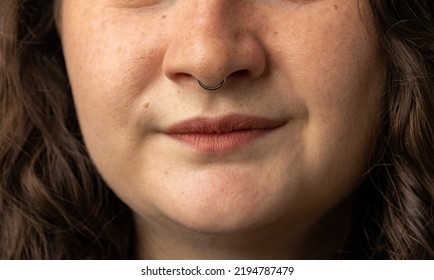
top-left (172, 73), bottom-right (194, 86)
top-left (230, 69), bottom-right (250, 79)
top-left (173, 73), bottom-right (193, 80)
top-left (227, 69), bottom-right (253, 83)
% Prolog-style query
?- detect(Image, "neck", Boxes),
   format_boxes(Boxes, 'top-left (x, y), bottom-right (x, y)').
top-left (133, 200), bottom-right (351, 260)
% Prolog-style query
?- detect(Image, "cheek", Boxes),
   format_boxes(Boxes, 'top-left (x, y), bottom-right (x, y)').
top-left (272, 5), bottom-right (385, 193)
top-left (60, 10), bottom-right (167, 149)
top-left (281, 6), bottom-right (384, 131)
top-left (63, 23), bottom-right (161, 101)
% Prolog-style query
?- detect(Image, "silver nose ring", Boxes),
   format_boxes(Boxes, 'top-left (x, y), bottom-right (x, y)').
top-left (197, 78), bottom-right (226, 91)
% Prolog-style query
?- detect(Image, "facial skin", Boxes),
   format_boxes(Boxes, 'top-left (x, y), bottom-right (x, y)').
top-left (59, 0), bottom-right (385, 259)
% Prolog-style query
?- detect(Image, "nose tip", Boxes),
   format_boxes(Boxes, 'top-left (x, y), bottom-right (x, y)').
top-left (162, 11), bottom-right (266, 91)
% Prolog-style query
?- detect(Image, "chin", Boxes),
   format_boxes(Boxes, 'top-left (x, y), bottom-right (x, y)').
top-left (156, 181), bottom-right (291, 236)
top-left (164, 205), bottom-right (282, 236)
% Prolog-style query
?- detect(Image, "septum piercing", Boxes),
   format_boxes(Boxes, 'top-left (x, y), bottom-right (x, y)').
top-left (197, 78), bottom-right (226, 91)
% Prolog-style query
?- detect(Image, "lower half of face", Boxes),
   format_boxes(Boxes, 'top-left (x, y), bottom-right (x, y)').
top-left (90, 118), bottom-right (378, 235)
top-left (60, 0), bottom-right (385, 235)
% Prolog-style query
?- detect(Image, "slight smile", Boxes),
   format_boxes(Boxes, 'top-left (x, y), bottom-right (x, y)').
top-left (165, 114), bottom-right (286, 153)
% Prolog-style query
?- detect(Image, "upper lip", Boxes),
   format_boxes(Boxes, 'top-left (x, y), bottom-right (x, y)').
top-left (165, 114), bottom-right (286, 134)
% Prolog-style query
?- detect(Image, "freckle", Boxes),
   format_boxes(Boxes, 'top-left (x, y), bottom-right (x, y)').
top-left (161, 15), bottom-right (167, 19)
top-left (164, 171), bottom-right (169, 176)
top-left (334, 5), bottom-right (338, 10)
top-left (274, 31), bottom-right (278, 35)
top-left (144, 103), bottom-right (150, 109)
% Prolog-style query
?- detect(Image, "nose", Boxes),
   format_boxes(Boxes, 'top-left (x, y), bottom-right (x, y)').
top-left (162, 1), bottom-right (267, 91)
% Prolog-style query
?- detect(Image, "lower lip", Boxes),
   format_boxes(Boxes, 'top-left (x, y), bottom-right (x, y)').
top-left (168, 129), bottom-right (275, 153)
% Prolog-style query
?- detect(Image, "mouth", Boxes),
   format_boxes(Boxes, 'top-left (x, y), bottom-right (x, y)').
top-left (165, 114), bottom-right (286, 153)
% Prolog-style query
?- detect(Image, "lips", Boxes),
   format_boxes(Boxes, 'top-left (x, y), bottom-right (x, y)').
top-left (165, 114), bottom-right (285, 153)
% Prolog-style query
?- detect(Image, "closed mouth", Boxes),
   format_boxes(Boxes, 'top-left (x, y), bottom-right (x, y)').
top-left (165, 114), bottom-right (286, 153)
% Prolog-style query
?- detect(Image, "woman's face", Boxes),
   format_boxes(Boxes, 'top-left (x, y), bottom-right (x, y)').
top-left (59, 0), bottom-right (384, 234)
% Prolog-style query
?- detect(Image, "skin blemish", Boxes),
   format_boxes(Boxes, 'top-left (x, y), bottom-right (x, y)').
top-left (334, 5), bottom-right (338, 10)
top-left (144, 103), bottom-right (150, 109)
top-left (161, 15), bottom-right (167, 19)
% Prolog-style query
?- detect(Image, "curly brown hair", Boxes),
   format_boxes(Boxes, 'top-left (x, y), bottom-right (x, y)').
top-left (347, 0), bottom-right (434, 259)
top-left (0, 0), bottom-right (433, 259)
top-left (0, 0), bottom-right (132, 259)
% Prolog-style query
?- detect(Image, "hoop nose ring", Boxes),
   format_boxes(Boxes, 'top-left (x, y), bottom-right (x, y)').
top-left (197, 78), bottom-right (226, 91)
